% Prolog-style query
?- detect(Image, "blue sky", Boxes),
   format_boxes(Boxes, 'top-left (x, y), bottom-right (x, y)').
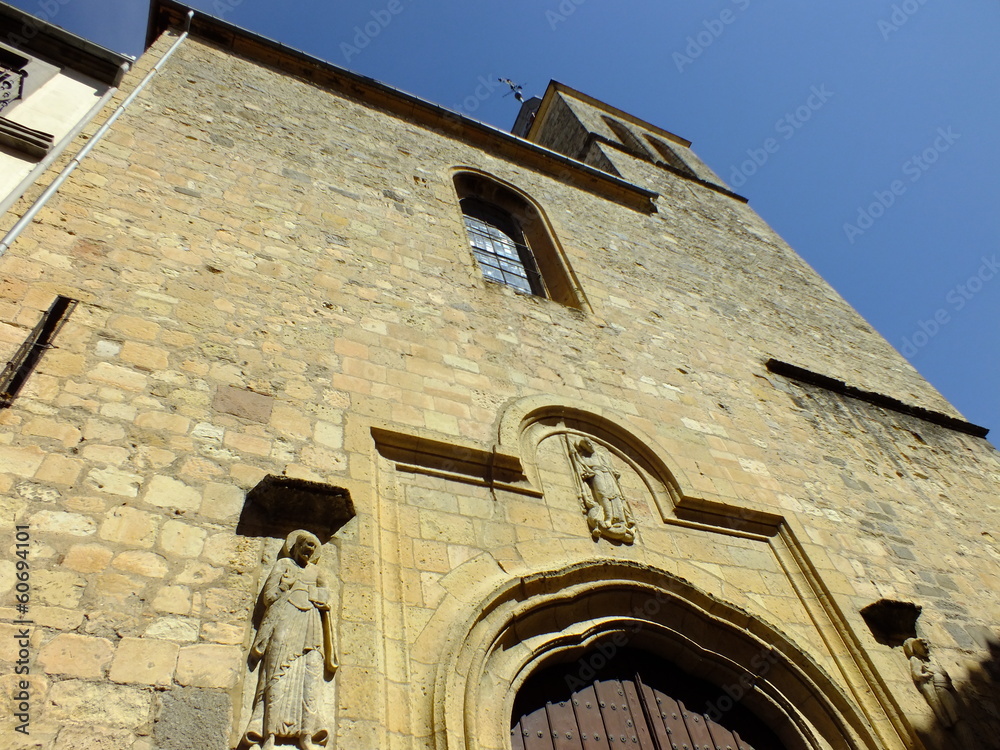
top-left (7, 0), bottom-right (999, 444)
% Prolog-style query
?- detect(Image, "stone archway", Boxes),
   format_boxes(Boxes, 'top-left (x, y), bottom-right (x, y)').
top-left (431, 560), bottom-right (882, 750)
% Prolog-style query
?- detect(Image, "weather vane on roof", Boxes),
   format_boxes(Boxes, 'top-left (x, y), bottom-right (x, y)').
top-left (498, 78), bottom-right (525, 103)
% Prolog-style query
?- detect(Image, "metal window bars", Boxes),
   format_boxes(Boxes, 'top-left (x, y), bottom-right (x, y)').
top-left (463, 214), bottom-right (544, 296)
top-left (0, 295), bottom-right (75, 407)
top-left (0, 53), bottom-right (27, 113)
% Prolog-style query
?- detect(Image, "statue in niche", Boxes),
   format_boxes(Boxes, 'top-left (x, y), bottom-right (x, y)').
top-left (570, 437), bottom-right (636, 544)
top-left (242, 530), bottom-right (338, 750)
top-left (903, 637), bottom-right (960, 729)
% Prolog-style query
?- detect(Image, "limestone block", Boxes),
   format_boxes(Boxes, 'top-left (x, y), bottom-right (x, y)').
top-left (30, 605), bottom-right (84, 631)
top-left (144, 616), bottom-right (200, 642)
top-left (34, 454), bottom-right (85, 485)
top-left (222, 430), bottom-right (272, 456)
top-left (108, 314), bottom-right (160, 341)
top-left (269, 403), bottom-right (311, 439)
top-left (201, 533), bottom-right (259, 572)
top-left (53, 725), bottom-right (140, 750)
top-left (46, 680), bottom-right (151, 728)
top-left (134, 446), bottom-right (176, 469)
top-left (0, 622), bottom-right (42, 662)
top-left (158, 520), bottom-right (208, 558)
top-left (212, 385), bottom-right (274, 422)
top-left (83, 419), bottom-right (127, 442)
top-left (174, 643), bottom-right (242, 688)
top-left (23, 417), bottom-right (82, 447)
top-left (0, 560), bottom-right (13, 597)
top-left (120, 341), bottom-right (170, 370)
top-left (135, 411), bottom-right (191, 435)
top-left (200, 621), bottom-right (244, 645)
top-left (142, 476), bottom-right (201, 512)
top-left (0, 492), bottom-right (25, 528)
top-left (31, 569), bottom-right (86, 608)
top-left (109, 637), bottom-right (179, 686)
top-left (28, 510), bottom-right (96, 537)
top-left (101, 402), bottom-right (138, 421)
top-left (314, 420), bottom-right (343, 449)
top-left (87, 467), bottom-right (143, 497)
top-left (175, 560), bottom-right (222, 586)
top-left (100, 506), bottom-right (159, 548)
top-left (0, 445), bottom-right (45, 478)
top-left (92, 572), bottom-right (144, 608)
top-left (40, 350), bottom-right (85, 377)
top-left (37, 633), bottom-right (114, 678)
top-left (202, 584), bottom-right (253, 622)
top-left (81, 444), bottom-right (131, 465)
top-left (112, 550), bottom-right (170, 578)
top-left (199, 482), bottom-right (245, 520)
top-left (88, 362), bottom-right (148, 392)
top-left (152, 585), bottom-right (192, 615)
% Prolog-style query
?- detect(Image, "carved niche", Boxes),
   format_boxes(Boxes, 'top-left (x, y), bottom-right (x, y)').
top-left (523, 410), bottom-right (680, 545)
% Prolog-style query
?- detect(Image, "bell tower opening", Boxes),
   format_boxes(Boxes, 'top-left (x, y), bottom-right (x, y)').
top-left (511, 647), bottom-right (788, 750)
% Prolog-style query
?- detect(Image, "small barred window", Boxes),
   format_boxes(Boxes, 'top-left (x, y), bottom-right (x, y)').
top-left (461, 198), bottom-right (544, 296)
top-left (452, 170), bottom-right (585, 309)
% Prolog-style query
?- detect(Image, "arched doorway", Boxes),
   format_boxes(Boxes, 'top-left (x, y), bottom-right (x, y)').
top-left (511, 649), bottom-right (787, 750)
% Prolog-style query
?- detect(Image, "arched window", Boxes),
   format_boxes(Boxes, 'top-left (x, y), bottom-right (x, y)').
top-left (454, 171), bottom-right (584, 308)
top-left (602, 116), bottom-right (656, 161)
top-left (461, 197), bottom-right (544, 296)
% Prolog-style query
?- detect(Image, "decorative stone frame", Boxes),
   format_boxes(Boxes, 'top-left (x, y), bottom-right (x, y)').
top-left (371, 397), bottom-right (924, 750)
top-left (430, 559), bottom-right (882, 750)
top-left (452, 168), bottom-right (588, 310)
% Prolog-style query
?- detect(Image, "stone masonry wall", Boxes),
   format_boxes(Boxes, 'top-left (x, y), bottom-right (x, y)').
top-left (0, 30), bottom-right (996, 749)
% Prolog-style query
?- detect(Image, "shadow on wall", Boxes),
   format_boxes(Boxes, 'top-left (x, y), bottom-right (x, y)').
top-left (860, 600), bottom-right (999, 749)
top-left (911, 631), bottom-right (1000, 750)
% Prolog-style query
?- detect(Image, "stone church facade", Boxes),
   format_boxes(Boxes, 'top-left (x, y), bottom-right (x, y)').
top-left (0, 1), bottom-right (997, 748)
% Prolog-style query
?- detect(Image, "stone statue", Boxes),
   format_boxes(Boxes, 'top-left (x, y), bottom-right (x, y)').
top-left (242, 530), bottom-right (337, 750)
top-left (571, 437), bottom-right (636, 543)
top-left (903, 637), bottom-right (960, 729)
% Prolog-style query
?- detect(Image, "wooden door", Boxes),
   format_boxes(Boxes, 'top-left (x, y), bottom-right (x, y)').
top-left (512, 671), bottom-right (776, 750)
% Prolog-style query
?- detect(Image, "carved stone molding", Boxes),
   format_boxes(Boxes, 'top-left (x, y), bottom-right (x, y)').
top-left (0, 116), bottom-right (54, 158)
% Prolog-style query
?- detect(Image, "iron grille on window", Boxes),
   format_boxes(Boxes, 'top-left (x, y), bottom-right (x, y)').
top-left (461, 198), bottom-right (544, 296)
top-left (0, 48), bottom-right (28, 113)
top-left (0, 296), bottom-right (75, 407)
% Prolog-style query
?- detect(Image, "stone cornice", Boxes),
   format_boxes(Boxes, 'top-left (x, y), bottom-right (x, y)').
top-left (147, 0), bottom-right (659, 214)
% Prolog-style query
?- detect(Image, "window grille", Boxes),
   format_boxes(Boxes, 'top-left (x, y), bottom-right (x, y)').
top-left (0, 48), bottom-right (28, 114)
top-left (0, 295), bottom-right (75, 407)
top-left (461, 199), bottom-right (544, 296)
